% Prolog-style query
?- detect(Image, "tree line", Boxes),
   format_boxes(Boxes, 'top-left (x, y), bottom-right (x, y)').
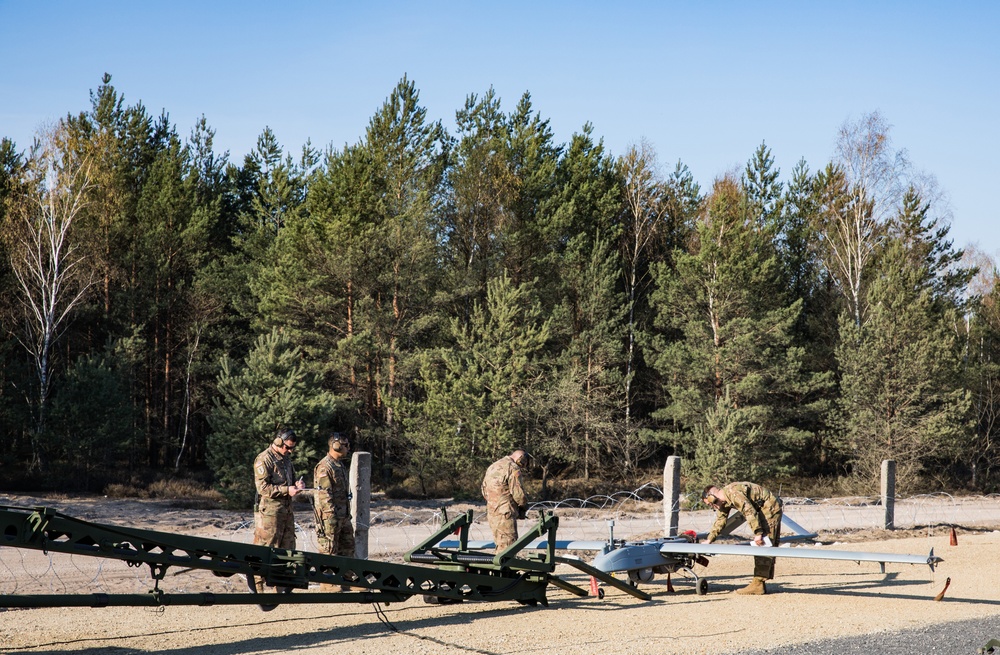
top-left (2, 73), bottom-right (999, 505)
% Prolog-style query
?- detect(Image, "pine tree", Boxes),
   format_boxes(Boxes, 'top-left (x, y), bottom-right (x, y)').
top-left (501, 92), bottom-right (561, 286)
top-left (781, 159), bottom-right (835, 338)
top-left (836, 206), bottom-right (972, 490)
top-left (257, 78), bottom-right (448, 476)
top-left (743, 142), bottom-right (784, 233)
top-left (689, 388), bottom-right (761, 488)
top-left (207, 328), bottom-right (341, 506)
top-left (355, 77), bottom-right (447, 454)
top-left (47, 342), bottom-right (140, 488)
top-left (965, 271), bottom-right (1000, 490)
top-left (540, 125), bottom-right (624, 478)
top-left (402, 272), bottom-right (551, 489)
top-left (545, 234), bottom-right (625, 481)
top-left (648, 175), bottom-right (827, 480)
top-left (443, 88), bottom-right (517, 310)
top-left (234, 127), bottom-right (314, 331)
top-left (774, 159), bottom-right (841, 474)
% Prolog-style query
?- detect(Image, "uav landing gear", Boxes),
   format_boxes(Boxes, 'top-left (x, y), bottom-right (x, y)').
top-left (626, 565), bottom-right (709, 595)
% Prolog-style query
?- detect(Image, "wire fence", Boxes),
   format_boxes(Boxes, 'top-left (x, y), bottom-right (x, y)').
top-left (3, 489), bottom-right (999, 599)
top-left (350, 488), bottom-right (1000, 556)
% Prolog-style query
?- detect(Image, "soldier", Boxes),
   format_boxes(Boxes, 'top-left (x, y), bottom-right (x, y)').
top-left (313, 433), bottom-right (355, 555)
top-left (702, 481), bottom-right (783, 595)
top-left (481, 449), bottom-right (529, 552)
top-left (250, 428), bottom-right (306, 595)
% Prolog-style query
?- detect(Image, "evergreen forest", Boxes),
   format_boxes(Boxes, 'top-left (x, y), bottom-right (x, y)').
top-left (3, 74), bottom-right (999, 505)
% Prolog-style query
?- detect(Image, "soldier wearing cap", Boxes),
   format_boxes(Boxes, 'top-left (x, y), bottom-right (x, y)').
top-left (250, 428), bottom-right (305, 594)
top-left (313, 432), bottom-right (356, 560)
top-left (702, 481), bottom-right (783, 595)
top-left (481, 449), bottom-right (529, 552)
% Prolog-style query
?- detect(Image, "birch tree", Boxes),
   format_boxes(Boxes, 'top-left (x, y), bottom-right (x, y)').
top-left (617, 139), bottom-right (665, 425)
top-left (819, 111), bottom-right (908, 326)
top-left (4, 127), bottom-right (95, 469)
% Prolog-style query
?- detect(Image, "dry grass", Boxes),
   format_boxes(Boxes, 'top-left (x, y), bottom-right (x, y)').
top-left (104, 476), bottom-right (223, 507)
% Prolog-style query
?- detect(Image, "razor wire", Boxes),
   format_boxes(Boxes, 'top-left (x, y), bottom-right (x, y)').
top-left (3, 490), bottom-right (1000, 598)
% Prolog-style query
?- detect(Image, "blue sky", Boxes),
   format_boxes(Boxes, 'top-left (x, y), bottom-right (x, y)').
top-left (2, 1), bottom-right (997, 256)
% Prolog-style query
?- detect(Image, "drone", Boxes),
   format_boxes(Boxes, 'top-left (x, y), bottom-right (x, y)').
top-left (437, 512), bottom-right (941, 596)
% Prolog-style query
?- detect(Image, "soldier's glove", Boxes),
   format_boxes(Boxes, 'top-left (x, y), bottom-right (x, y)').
top-left (517, 507), bottom-right (527, 520)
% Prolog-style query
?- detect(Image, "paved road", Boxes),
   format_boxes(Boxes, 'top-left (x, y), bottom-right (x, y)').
top-left (735, 615), bottom-right (1000, 655)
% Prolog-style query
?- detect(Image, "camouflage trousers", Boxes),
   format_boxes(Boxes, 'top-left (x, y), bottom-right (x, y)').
top-left (252, 509), bottom-right (296, 593)
top-left (254, 509), bottom-right (296, 549)
top-left (753, 500), bottom-right (783, 580)
top-left (487, 508), bottom-right (518, 553)
top-left (317, 516), bottom-right (356, 557)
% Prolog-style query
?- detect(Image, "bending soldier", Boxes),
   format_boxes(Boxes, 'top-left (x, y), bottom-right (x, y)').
top-left (703, 481), bottom-right (783, 595)
top-left (481, 449), bottom-right (529, 552)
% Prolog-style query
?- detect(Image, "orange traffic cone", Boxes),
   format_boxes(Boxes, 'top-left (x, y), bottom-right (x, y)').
top-left (950, 527), bottom-right (958, 546)
top-left (589, 576), bottom-right (600, 597)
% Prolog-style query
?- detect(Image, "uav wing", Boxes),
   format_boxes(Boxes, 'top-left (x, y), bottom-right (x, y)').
top-left (655, 542), bottom-right (942, 571)
top-left (437, 513), bottom-right (819, 553)
top-left (437, 538), bottom-right (612, 551)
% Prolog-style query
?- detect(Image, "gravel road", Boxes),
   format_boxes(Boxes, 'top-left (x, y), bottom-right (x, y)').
top-left (2, 495), bottom-right (1000, 654)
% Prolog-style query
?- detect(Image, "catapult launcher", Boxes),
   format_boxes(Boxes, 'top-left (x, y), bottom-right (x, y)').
top-left (0, 504), bottom-right (645, 610)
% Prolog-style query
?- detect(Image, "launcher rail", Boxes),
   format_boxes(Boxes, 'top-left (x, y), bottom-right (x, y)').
top-left (0, 504), bottom-right (642, 609)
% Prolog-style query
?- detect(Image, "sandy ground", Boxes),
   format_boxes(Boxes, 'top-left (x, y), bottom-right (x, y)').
top-left (1, 494), bottom-right (999, 655)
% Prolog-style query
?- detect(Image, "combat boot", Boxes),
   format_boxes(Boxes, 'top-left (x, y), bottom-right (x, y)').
top-left (247, 574), bottom-right (278, 612)
top-left (246, 573), bottom-right (266, 595)
top-left (735, 577), bottom-right (767, 595)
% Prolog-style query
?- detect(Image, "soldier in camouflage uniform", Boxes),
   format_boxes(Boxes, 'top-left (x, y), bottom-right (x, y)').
top-left (703, 481), bottom-right (783, 595)
top-left (250, 428), bottom-right (305, 594)
top-left (481, 450), bottom-right (528, 552)
top-left (313, 433), bottom-right (355, 557)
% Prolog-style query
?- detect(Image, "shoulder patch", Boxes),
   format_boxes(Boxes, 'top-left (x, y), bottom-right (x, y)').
top-left (256, 464), bottom-right (266, 475)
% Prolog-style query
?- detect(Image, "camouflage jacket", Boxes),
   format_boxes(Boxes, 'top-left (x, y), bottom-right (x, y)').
top-left (707, 481), bottom-right (782, 541)
top-left (481, 456), bottom-right (527, 515)
top-left (254, 446), bottom-right (297, 514)
top-left (314, 454), bottom-right (351, 520)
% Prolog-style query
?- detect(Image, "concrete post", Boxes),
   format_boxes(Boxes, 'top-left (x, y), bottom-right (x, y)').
top-left (664, 456), bottom-right (681, 537)
top-left (350, 451), bottom-right (372, 558)
top-left (881, 459), bottom-right (895, 531)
